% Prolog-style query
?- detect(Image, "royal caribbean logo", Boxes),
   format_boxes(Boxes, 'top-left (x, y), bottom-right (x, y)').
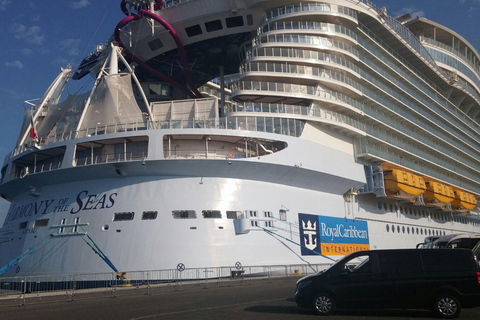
top-left (299, 214), bottom-right (370, 256)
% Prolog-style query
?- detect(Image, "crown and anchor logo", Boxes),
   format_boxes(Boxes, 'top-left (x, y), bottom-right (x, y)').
top-left (302, 220), bottom-right (317, 250)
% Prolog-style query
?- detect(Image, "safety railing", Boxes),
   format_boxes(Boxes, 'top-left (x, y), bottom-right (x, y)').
top-left (0, 263), bottom-right (332, 305)
top-left (75, 152), bottom-right (147, 166)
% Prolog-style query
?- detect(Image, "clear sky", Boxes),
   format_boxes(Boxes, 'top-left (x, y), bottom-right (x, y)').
top-left (0, 0), bottom-right (480, 225)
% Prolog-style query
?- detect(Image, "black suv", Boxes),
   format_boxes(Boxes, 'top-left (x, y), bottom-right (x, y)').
top-left (295, 249), bottom-right (480, 318)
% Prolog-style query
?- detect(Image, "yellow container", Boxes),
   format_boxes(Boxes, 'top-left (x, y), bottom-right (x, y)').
top-left (384, 169), bottom-right (426, 200)
top-left (424, 181), bottom-right (454, 207)
top-left (452, 190), bottom-right (477, 212)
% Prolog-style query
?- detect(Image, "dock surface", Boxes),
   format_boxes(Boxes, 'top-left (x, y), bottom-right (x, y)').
top-left (0, 277), bottom-right (479, 319)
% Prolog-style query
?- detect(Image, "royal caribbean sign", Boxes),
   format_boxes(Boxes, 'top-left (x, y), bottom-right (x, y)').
top-left (299, 214), bottom-right (370, 256)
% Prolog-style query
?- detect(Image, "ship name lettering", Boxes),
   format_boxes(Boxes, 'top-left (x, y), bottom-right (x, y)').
top-left (6, 200), bottom-right (55, 222)
top-left (321, 223), bottom-right (368, 241)
top-left (70, 190), bottom-right (117, 214)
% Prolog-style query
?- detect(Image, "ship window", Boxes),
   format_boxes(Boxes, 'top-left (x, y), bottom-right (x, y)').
top-left (248, 210), bottom-right (258, 217)
top-left (402, 226), bottom-right (405, 233)
top-left (377, 202), bottom-right (381, 210)
top-left (397, 226), bottom-right (400, 233)
top-left (265, 221), bottom-right (274, 228)
top-left (205, 19), bottom-right (223, 32)
top-left (142, 211), bottom-right (158, 220)
top-left (279, 209), bottom-right (287, 221)
top-left (227, 211), bottom-right (242, 219)
top-left (185, 24), bottom-right (202, 37)
top-left (202, 210), bottom-right (222, 219)
top-left (386, 224), bottom-right (389, 232)
top-left (247, 14), bottom-right (253, 25)
top-left (33, 219), bottom-right (49, 228)
top-left (147, 38), bottom-right (164, 51)
top-left (251, 220), bottom-right (259, 227)
top-left (264, 211), bottom-right (273, 218)
top-left (172, 210), bottom-right (197, 219)
top-left (392, 225), bottom-right (395, 233)
top-left (73, 217), bottom-right (80, 232)
top-left (383, 203), bottom-right (387, 211)
top-left (226, 16), bottom-right (243, 28)
top-left (389, 204), bottom-right (393, 212)
top-left (113, 212), bottom-right (135, 221)
top-left (59, 218), bottom-right (67, 234)
top-left (19, 221), bottom-right (28, 230)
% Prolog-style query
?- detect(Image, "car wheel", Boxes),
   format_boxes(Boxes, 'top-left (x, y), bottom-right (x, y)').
top-left (313, 293), bottom-right (336, 316)
top-left (433, 294), bottom-right (461, 318)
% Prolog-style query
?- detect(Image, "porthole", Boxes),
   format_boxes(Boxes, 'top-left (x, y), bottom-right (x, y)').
top-left (392, 225), bottom-right (395, 233)
top-left (402, 226), bottom-right (405, 233)
top-left (383, 202), bottom-right (387, 211)
top-left (377, 202), bottom-right (382, 210)
top-left (397, 226), bottom-right (400, 233)
top-left (386, 224), bottom-right (390, 232)
top-left (407, 227), bottom-right (410, 234)
top-left (389, 204), bottom-right (393, 212)
top-left (101, 225), bottom-right (109, 231)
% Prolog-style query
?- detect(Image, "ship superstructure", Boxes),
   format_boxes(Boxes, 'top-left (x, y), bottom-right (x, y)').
top-left (1, 0), bottom-right (479, 277)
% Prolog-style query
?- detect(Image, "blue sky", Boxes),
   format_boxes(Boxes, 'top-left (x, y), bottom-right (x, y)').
top-left (1, 0), bottom-right (480, 225)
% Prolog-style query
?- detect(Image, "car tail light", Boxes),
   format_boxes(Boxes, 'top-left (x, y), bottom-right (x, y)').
top-left (477, 272), bottom-right (480, 285)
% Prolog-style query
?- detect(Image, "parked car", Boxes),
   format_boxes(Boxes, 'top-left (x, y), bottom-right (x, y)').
top-left (295, 249), bottom-right (480, 318)
top-left (429, 234), bottom-right (480, 250)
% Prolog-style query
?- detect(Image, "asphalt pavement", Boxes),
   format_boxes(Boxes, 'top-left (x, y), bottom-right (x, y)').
top-left (0, 276), bottom-right (479, 320)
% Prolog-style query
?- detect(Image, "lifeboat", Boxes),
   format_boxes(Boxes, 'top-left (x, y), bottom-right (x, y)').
top-left (384, 169), bottom-right (426, 201)
top-left (451, 190), bottom-right (477, 213)
top-left (423, 181), bottom-right (454, 208)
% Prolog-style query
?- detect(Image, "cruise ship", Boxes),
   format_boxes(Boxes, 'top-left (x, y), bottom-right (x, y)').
top-left (1, 0), bottom-right (480, 277)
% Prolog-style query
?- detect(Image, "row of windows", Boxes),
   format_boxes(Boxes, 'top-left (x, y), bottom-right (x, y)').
top-left (257, 34), bottom-right (358, 57)
top-left (185, 15), bottom-right (253, 38)
top-left (377, 201), bottom-right (479, 226)
top-left (386, 224), bottom-right (447, 237)
top-left (241, 62), bottom-right (361, 92)
top-left (111, 210), bottom-right (277, 221)
top-left (244, 47), bottom-right (360, 75)
top-left (267, 3), bottom-right (357, 20)
top-left (250, 220), bottom-right (275, 228)
top-left (262, 21), bottom-right (357, 42)
top-left (18, 218), bottom-right (82, 233)
top-left (232, 80), bottom-right (363, 111)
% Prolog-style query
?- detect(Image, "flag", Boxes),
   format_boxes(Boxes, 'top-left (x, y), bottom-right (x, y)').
top-left (29, 109), bottom-right (37, 139)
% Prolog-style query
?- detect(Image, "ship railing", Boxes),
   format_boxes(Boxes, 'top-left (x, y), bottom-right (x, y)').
top-left (7, 105), bottom-right (364, 161)
top-left (74, 152), bottom-right (147, 167)
top-left (0, 263), bottom-right (333, 304)
top-left (346, 0), bottom-right (446, 80)
top-left (420, 37), bottom-right (480, 74)
top-left (8, 161), bottom-right (62, 181)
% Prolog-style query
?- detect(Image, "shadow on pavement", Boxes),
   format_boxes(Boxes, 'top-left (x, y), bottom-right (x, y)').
top-left (245, 304), bottom-right (435, 318)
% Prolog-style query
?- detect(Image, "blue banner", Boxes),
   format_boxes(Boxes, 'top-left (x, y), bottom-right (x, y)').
top-left (299, 214), bottom-right (370, 256)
